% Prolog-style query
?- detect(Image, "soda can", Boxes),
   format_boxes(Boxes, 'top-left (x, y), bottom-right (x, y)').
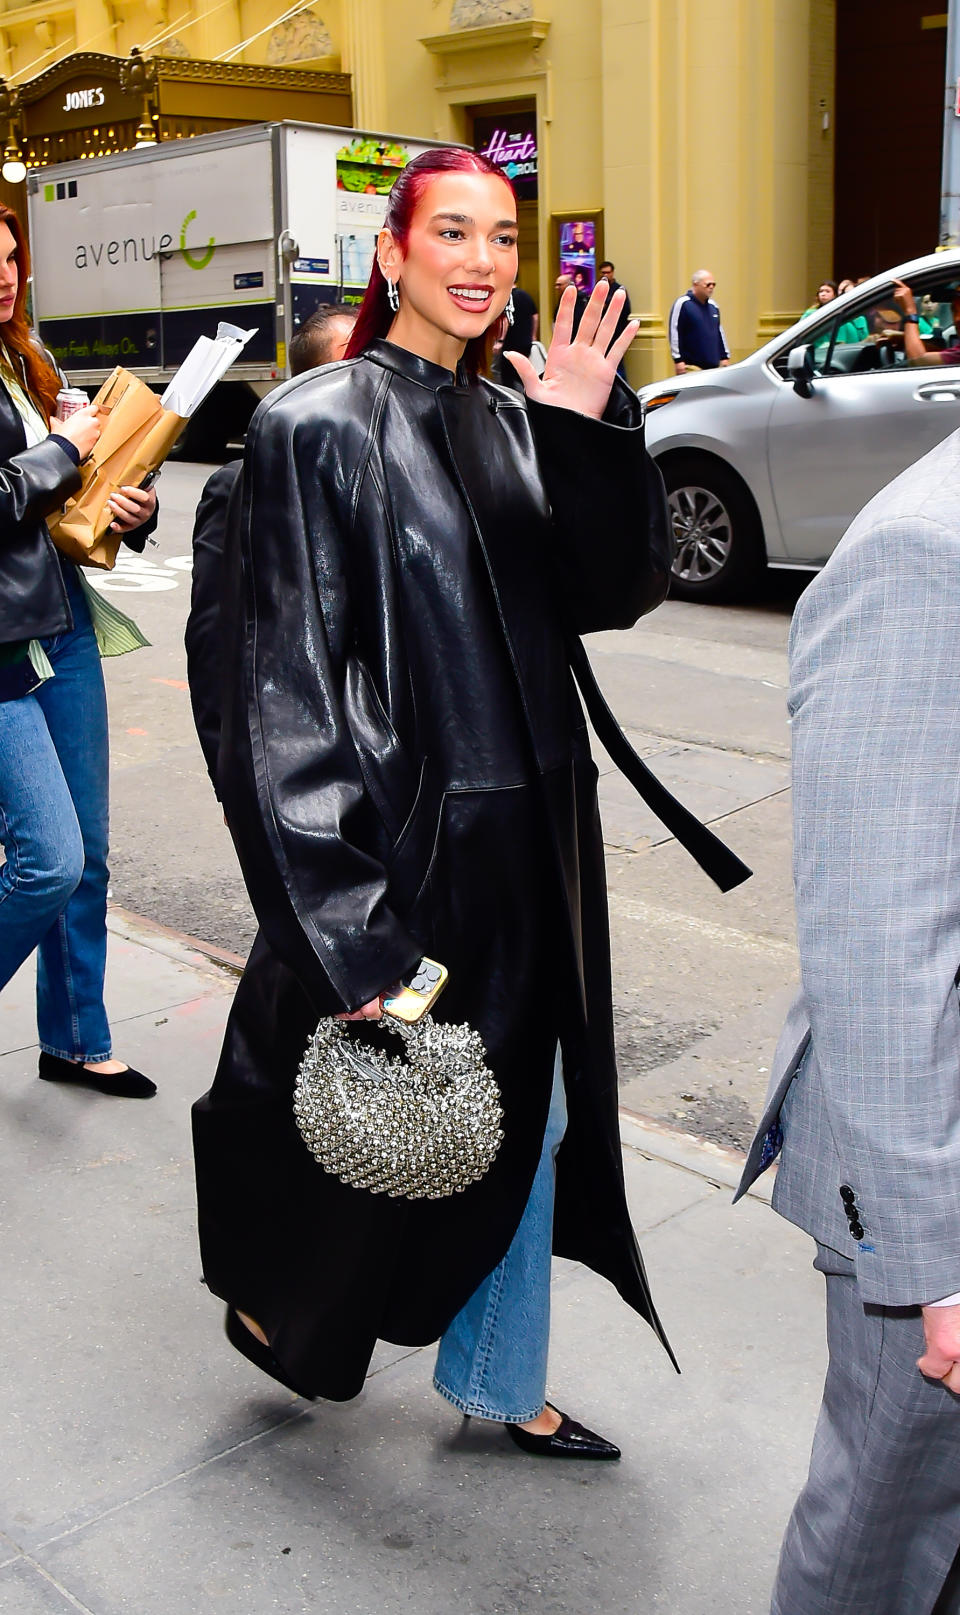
top-left (55, 387), bottom-right (89, 421)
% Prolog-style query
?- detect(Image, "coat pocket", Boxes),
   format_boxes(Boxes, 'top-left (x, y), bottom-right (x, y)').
top-left (387, 760), bottom-right (444, 917)
top-left (344, 656), bottom-right (416, 845)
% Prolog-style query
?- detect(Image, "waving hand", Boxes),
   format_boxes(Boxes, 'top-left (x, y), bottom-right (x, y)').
top-left (504, 282), bottom-right (638, 420)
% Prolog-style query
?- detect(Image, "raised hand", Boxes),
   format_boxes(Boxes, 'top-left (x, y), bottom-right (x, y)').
top-left (504, 282), bottom-right (638, 420)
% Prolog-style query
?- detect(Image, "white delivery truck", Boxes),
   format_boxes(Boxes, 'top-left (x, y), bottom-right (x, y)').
top-left (26, 120), bottom-right (449, 455)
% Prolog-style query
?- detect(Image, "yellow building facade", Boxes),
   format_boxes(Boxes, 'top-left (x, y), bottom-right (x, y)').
top-left (0, 0), bottom-right (837, 381)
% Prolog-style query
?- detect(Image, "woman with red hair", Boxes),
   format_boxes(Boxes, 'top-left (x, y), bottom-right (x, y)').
top-left (194, 148), bottom-right (674, 1454)
top-left (0, 204), bottom-right (158, 1098)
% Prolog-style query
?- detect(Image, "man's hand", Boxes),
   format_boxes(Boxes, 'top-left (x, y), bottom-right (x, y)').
top-left (719, 358), bottom-right (730, 367)
top-left (892, 278), bottom-right (918, 317)
top-left (918, 1303), bottom-right (960, 1391)
top-left (674, 360), bottom-right (687, 375)
top-left (890, 279), bottom-right (931, 365)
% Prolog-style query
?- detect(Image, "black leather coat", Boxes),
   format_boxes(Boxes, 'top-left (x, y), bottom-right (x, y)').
top-left (0, 370), bottom-right (159, 649)
top-left (0, 381), bottom-right (82, 645)
top-left (184, 458), bottom-right (240, 791)
top-left (193, 340), bottom-right (675, 1399)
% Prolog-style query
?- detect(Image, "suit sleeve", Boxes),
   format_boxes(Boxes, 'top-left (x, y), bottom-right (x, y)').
top-left (185, 461), bottom-right (239, 794)
top-left (218, 406), bottom-right (421, 1018)
top-left (790, 519), bottom-right (960, 1305)
top-left (527, 383), bottom-right (671, 634)
top-left (0, 437), bottom-right (81, 540)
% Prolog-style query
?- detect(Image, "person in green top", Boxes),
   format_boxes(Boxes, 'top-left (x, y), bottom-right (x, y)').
top-left (802, 280), bottom-right (838, 318)
top-left (0, 201), bottom-right (159, 1100)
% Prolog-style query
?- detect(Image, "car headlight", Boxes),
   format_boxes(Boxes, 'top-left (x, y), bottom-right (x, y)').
top-left (642, 390), bottom-right (679, 413)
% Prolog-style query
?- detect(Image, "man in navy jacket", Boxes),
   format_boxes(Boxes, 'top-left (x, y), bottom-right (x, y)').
top-left (668, 270), bottom-right (730, 373)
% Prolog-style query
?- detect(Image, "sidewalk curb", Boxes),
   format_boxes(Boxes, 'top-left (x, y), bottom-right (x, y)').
top-left (107, 904), bottom-right (775, 1201)
top-left (107, 904), bottom-right (245, 979)
top-left (618, 1106), bottom-right (773, 1204)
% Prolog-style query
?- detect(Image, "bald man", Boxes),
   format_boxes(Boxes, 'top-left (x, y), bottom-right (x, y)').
top-left (668, 270), bottom-right (730, 374)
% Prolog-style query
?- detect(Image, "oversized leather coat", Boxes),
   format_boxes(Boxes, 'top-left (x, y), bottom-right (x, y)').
top-left (193, 339), bottom-right (676, 1399)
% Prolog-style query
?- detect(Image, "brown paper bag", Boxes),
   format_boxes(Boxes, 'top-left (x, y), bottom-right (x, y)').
top-left (47, 367), bottom-right (187, 570)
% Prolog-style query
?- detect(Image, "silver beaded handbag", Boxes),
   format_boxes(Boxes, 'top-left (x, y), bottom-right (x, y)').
top-left (293, 1012), bottom-right (504, 1200)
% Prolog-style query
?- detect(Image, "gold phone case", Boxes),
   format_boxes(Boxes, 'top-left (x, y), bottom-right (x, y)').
top-left (382, 958), bottom-right (449, 1023)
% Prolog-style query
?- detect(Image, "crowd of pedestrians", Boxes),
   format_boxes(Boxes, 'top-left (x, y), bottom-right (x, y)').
top-left (3, 149), bottom-right (960, 1615)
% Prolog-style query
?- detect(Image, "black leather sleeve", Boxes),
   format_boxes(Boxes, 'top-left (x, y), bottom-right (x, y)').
top-left (527, 381), bottom-right (671, 634)
top-left (122, 495), bottom-right (159, 554)
top-left (0, 437), bottom-right (82, 539)
top-left (218, 408), bottom-right (421, 1016)
top-left (185, 461), bottom-right (239, 792)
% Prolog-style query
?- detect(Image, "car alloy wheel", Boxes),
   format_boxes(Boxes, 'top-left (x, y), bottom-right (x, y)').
top-left (669, 484), bottom-right (733, 583)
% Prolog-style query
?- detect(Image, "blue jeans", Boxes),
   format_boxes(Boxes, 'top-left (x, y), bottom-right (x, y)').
top-left (433, 1047), bottom-right (568, 1422)
top-left (0, 564), bottom-right (113, 1059)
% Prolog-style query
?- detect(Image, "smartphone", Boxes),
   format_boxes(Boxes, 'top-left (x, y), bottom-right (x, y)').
top-left (138, 468), bottom-right (161, 491)
top-left (382, 958), bottom-right (449, 1023)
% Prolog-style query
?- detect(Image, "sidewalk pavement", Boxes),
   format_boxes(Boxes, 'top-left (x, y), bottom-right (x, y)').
top-left (0, 910), bottom-right (824, 1615)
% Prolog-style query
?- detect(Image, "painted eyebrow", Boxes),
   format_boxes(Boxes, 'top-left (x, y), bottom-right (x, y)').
top-left (430, 212), bottom-right (519, 230)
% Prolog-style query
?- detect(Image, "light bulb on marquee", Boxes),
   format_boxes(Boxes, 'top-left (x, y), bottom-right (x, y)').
top-left (2, 142), bottom-right (25, 184)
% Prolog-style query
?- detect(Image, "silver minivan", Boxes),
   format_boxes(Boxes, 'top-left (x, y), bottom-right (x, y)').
top-left (641, 250), bottom-right (960, 600)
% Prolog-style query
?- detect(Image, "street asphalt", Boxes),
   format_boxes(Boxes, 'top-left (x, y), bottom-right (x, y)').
top-left (0, 908), bottom-right (825, 1615)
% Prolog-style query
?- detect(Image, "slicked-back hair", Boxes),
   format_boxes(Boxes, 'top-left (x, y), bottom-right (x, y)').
top-left (289, 302), bottom-right (357, 375)
top-left (344, 147), bottom-right (517, 376)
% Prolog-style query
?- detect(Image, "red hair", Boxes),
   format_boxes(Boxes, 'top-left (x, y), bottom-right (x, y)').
top-left (344, 147), bottom-right (517, 376)
top-left (0, 206), bottom-right (60, 418)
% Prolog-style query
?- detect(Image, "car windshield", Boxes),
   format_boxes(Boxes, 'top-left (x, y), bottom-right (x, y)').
top-left (772, 273), bottom-right (960, 380)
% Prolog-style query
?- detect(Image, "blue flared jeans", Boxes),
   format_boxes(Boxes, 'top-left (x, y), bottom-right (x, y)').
top-left (0, 564), bottom-right (113, 1060)
top-left (433, 1047), bottom-right (568, 1423)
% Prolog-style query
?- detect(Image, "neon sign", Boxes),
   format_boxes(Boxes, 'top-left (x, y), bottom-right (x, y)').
top-left (474, 113), bottom-right (539, 197)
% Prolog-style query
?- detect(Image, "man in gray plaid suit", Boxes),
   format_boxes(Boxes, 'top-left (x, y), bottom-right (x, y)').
top-left (737, 429), bottom-right (960, 1615)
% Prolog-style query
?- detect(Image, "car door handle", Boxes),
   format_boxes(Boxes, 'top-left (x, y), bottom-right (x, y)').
top-left (914, 382), bottom-right (960, 401)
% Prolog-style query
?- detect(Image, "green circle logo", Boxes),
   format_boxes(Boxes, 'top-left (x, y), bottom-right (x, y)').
top-left (180, 210), bottom-right (215, 271)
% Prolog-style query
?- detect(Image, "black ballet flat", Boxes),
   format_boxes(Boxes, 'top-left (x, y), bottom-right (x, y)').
top-left (505, 1407), bottom-right (621, 1461)
top-left (38, 1051), bottom-right (156, 1098)
top-left (224, 1306), bottom-right (315, 1400)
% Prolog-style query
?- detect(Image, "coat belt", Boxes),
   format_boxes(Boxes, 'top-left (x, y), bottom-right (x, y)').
top-left (567, 637), bottom-right (752, 893)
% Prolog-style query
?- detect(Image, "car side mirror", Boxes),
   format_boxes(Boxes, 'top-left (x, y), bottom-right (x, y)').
top-left (788, 344), bottom-right (816, 398)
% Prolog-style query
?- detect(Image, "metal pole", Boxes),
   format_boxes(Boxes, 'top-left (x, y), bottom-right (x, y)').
top-left (940, 0), bottom-right (960, 246)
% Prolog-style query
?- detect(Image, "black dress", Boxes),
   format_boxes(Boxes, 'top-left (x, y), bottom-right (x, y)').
top-left (192, 340), bottom-right (675, 1399)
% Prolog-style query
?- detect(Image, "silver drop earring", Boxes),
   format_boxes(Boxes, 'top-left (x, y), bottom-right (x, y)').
top-left (504, 292), bottom-right (515, 326)
top-left (387, 278), bottom-right (400, 313)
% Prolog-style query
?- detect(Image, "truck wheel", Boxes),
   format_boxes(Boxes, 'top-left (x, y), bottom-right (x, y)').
top-left (662, 457), bottom-right (765, 603)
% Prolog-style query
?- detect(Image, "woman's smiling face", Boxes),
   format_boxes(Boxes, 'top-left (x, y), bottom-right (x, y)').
top-left (378, 169), bottom-right (518, 369)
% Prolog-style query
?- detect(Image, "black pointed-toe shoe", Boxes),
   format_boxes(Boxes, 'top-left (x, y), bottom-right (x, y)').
top-left (224, 1306), bottom-right (315, 1401)
top-left (38, 1051), bottom-right (157, 1098)
top-left (505, 1407), bottom-right (621, 1460)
